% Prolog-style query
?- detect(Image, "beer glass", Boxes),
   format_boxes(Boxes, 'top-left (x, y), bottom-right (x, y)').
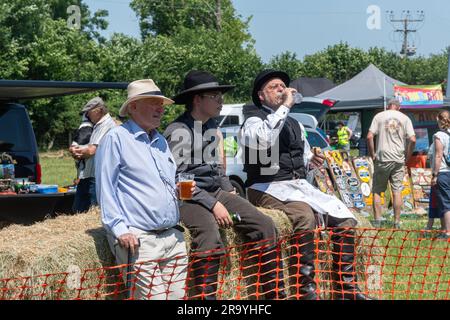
top-left (178, 173), bottom-right (195, 200)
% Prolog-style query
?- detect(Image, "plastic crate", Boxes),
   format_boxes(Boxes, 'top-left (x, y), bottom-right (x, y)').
top-left (36, 184), bottom-right (58, 194)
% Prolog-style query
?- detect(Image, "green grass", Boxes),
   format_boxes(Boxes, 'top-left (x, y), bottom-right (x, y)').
top-left (362, 213), bottom-right (450, 300)
top-left (40, 153), bottom-right (77, 187)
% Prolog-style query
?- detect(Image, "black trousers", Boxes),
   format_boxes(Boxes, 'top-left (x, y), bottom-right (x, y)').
top-left (180, 188), bottom-right (278, 257)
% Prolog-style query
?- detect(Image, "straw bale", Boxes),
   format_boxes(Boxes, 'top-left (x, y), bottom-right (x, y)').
top-left (0, 205), bottom-right (381, 300)
top-left (0, 208), bottom-right (117, 299)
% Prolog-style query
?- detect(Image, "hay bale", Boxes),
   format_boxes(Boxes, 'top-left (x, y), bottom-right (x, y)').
top-left (0, 206), bottom-right (382, 300)
top-left (196, 208), bottom-right (292, 300)
top-left (0, 208), bottom-right (119, 300)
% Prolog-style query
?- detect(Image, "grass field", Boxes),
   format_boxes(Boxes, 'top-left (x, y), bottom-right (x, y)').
top-left (361, 215), bottom-right (449, 300)
top-left (40, 151), bottom-right (77, 187)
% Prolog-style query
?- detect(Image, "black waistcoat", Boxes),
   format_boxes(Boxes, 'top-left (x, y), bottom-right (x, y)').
top-left (242, 104), bottom-right (306, 187)
top-left (171, 112), bottom-right (222, 192)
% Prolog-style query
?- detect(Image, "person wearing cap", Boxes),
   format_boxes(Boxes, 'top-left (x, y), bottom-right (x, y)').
top-left (240, 69), bottom-right (371, 300)
top-left (95, 79), bottom-right (190, 300)
top-left (69, 97), bottom-right (116, 213)
top-left (367, 98), bottom-right (416, 229)
top-left (336, 120), bottom-right (352, 151)
top-left (164, 70), bottom-right (286, 300)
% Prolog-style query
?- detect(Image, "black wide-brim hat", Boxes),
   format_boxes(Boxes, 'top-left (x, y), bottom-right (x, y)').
top-left (252, 69), bottom-right (290, 106)
top-left (173, 70), bottom-right (235, 104)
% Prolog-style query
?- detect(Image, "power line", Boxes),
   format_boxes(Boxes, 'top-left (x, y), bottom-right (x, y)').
top-left (386, 10), bottom-right (425, 58)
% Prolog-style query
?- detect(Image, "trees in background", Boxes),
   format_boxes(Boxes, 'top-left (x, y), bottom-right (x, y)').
top-left (268, 43), bottom-right (449, 90)
top-left (0, 1), bottom-right (448, 149)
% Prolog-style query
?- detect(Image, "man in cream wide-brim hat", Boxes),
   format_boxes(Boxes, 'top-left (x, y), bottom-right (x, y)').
top-left (95, 79), bottom-right (189, 300)
top-left (119, 79), bottom-right (174, 117)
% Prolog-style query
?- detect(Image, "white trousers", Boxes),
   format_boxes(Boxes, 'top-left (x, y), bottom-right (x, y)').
top-left (107, 226), bottom-right (188, 300)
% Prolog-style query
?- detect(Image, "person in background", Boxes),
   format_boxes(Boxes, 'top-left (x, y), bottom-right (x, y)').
top-left (336, 120), bottom-right (352, 151)
top-left (367, 98), bottom-right (416, 229)
top-left (70, 113), bottom-right (93, 185)
top-left (425, 139), bottom-right (440, 232)
top-left (164, 70), bottom-right (286, 300)
top-left (69, 97), bottom-right (116, 213)
top-left (430, 110), bottom-right (450, 239)
top-left (96, 79), bottom-right (190, 299)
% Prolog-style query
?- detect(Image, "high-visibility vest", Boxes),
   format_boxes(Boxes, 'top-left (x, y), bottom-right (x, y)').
top-left (224, 136), bottom-right (238, 157)
top-left (337, 126), bottom-right (350, 146)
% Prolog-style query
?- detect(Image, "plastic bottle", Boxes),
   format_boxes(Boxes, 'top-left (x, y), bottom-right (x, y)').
top-left (293, 92), bottom-right (303, 104)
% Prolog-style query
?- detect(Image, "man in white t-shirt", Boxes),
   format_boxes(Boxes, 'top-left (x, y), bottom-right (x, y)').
top-left (69, 97), bottom-right (117, 212)
top-left (367, 99), bottom-right (416, 228)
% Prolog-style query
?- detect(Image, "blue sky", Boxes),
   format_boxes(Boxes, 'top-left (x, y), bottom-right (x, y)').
top-left (84, 0), bottom-right (450, 62)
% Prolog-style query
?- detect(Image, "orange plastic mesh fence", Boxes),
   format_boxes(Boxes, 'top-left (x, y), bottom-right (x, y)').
top-left (1, 227), bottom-right (449, 300)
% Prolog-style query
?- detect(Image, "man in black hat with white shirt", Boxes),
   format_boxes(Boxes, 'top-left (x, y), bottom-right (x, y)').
top-left (164, 70), bottom-right (285, 300)
top-left (241, 69), bottom-right (372, 300)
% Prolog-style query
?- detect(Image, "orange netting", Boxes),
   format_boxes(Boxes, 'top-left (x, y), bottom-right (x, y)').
top-left (1, 227), bottom-right (449, 300)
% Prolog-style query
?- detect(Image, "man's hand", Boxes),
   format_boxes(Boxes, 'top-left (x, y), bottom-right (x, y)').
top-left (212, 201), bottom-right (233, 229)
top-left (367, 131), bottom-right (376, 162)
top-left (310, 152), bottom-right (325, 169)
top-left (70, 146), bottom-right (88, 160)
top-left (68, 146), bottom-right (78, 159)
top-left (118, 233), bottom-right (140, 256)
top-left (431, 176), bottom-right (438, 187)
top-left (176, 180), bottom-right (196, 199)
top-left (281, 88), bottom-right (297, 109)
top-left (72, 146), bottom-right (84, 160)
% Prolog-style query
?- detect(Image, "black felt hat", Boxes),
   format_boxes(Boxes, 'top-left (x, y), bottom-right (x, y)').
top-left (252, 69), bottom-right (290, 106)
top-left (173, 70), bottom-right (235, 104)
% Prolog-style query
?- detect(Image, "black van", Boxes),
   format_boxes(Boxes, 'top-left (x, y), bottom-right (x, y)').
top-left (0, 102), bottom-right (40, 183)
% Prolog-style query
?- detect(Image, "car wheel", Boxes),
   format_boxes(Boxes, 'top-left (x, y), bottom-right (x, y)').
top-left (230, 179), bottom-right (246, 198)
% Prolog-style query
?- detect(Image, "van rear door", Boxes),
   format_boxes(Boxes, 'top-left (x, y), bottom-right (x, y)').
top-left (0, 103), bottom-right (39, 181)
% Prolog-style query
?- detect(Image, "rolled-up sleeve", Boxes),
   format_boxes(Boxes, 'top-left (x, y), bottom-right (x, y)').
top-left (95, 133), bottom-right (128, 238)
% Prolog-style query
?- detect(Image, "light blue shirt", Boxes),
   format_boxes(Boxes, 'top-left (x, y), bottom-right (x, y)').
top-left (95, 120), bottom-right (179, 238)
